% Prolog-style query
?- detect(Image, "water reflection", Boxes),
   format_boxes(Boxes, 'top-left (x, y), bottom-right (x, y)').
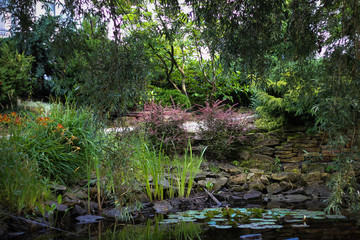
top-left (102, 215), bottom-right (202, 240)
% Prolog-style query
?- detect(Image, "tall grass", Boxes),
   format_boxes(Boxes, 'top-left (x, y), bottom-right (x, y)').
top-left (0, 137), bottom-right (51, 214)
top-left (175, 142), bottom-right (206, 198)
top-left (136, 139), bottom-right (206, 200)
top-left (137, 142), bottom-right (168, 201)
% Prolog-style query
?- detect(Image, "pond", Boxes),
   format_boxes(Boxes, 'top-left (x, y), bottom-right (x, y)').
top-left (12, 208), bottom-right (360, 240)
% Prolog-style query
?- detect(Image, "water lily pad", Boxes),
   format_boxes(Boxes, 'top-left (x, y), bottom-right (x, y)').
top-left (250, 224), bottom-right (283, 229)
top-left (160, 218), bottom-right (180, 224)
top-left (177, 217), bottom-right (196, 222)
top-left (291, 224), bottom-right (309, 228)
top-left (326, 215), bottom-right (346, 219)
top-left (211, 225), bottom-right (232, 229)
top-left (285, 219), bottom-right (304, 223)
top-left (207, 221), bottom-right (216, 225)
top-left (210, 218), bottom-right (227, 222)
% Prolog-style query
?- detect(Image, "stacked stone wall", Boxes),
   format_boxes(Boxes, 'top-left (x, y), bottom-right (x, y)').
top-left (241, 125), bottom-right (360, 173)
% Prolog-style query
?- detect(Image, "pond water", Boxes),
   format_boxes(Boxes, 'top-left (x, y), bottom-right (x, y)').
top-left (11, 208), bottom-right (360, 240)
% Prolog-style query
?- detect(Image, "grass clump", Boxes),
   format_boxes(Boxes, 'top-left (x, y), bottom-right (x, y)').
top-left (0, 101), bottom-right (101, 214)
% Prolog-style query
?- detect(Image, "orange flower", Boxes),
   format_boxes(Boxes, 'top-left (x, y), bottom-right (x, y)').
top-left (11, 112), bottom-right (17, 117)
top-left (57, 124), bottom-right (64, 129)
top-left (15, 118), bottom-right (21, 125)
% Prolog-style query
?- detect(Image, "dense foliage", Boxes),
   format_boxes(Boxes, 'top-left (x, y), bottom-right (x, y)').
top-left (0, 41), bottom-right (33, 107)
top-left (1, 0), bottom-right (360, 217)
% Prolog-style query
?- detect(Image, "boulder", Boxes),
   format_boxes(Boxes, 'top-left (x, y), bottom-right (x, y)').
top-left (244, 190), bottom-right (262, 200)
top-left (248, 178), bottom-right (266, 191)
top-left (250, 154), bottom-right (274, 162)
top-left (303, 171), bottom-right (322, 183)
top-left (271, 172), bottom-right (299, 182)
top-left (76, 215), bottom-right (104, 224)
top-left (228, 173), bottom-right (247, 185)
top-left (239, 150), bottom-right (251, 161)
top-left (153, 201), bottom-right (173, 213)
top-left (283, 194), bottom-right (309, 203)
top-left (260, 174), bottom-right (270, 185)
top-left (253, 146), bottom-right (275, 156)
top-left (266, 183), bottom-right (283, 195)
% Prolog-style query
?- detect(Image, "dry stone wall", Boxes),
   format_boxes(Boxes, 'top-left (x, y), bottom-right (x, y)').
top-left (240, 125), bottom-right (359, 173)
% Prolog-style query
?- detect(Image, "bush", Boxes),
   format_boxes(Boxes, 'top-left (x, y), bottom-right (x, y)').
top-left (0, 102), bottom-right (101, 183)
top-left (0, 41), bottom-right (33, 108)
top-left (148, 86), bottom-right (190, 108)
top-left (197, 100), bottom-right (250, 161)
top-left (0, 143), bottom-right (51, 214)
top-left (136, 102), bottom-right (190, 153)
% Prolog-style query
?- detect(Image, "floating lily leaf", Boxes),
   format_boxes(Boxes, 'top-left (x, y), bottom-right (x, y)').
top-left (160, 218), bottom-right (180, 224)
top-left (207, 221), bottom-right (216, 225)
top-left (177, 217), bottom-right (196, 222)
top-left (250, 224), bottom-right (283, 229)
top-left (326, 215), bottom-right (346, 219)
top-left (291, 224), bottom-right (309, 228)
top-left (285, 219), bottom-right (304, 223)
top-left (211, 218), bottom-right (227, 222)
top-left (212, 225), bottom-right (232, 229)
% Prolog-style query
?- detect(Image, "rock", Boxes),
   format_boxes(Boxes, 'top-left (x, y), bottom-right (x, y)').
top-left (239, 150), bottom-right (251, 161)
top-left (102, 209), bottom-right (122, 219)
top-left (302, 163), bottom-right (326, 173)
top-left (321, 173), bottom-right (331, 181)
top-left (229, 184), bottom-right (247, 192)
top-left (159, 178), bottom-right (170, 189)
top-left (247, 173), bottom-right (255, 180)
top-left (279, 181), bottom-right (293, 191)
top-left (248, 178), bottom-right (266, 191)
top-left (266, 183), bottom-right (283, 195)
top-left (73, 205), bottom-right (87, 216)
top-left (271, 172), bottom-right (299, 182)
top-left (64, 189), bottom-right (87, 201)
top-left (194, 173), bottom-right (206, 181)
top-left (257, 138), bottom-right (281, 146)
top-left (283, 187), bottom-right (305, 195)
top-left (244, 190), bottom-right (262, 200)
top-left (303, 171), bottom-right (321, 183)
top-left (305, 199), bottom-right (323, 211)
top-left (76, 215), bottom-right (104, 224)
top-left (283, 164), bottom-right (300, 172)
top-left (228, 173), bottom-right (247, 185)
top-left (215, 177), bottom-right (228, 187)
top-left (45, 201), bottom-right (68, 212)
top-left (280, 157), bottom-right (304, 163)
top-left (219, 172), bottom-right (231, 178)
top-left (51, 184), bottom-right (67, 191)
top-left (153, 201), bottom-right (173, 213)
top-left (283, 194), bottom-right (309, 203)
top-left (249, 169), bottom-right (265, 174)
top-left (85, 202), bottom-right (99, 213)
top-left (229, 195), bottom-right (245, 205)
top-left (268, 194), bottom-right (286, 202)
top-left (305, 185), bottom-right (331, 199)
top-left (250, 154), bottom-right (274, 162)
top-left (260, 174), bottom-right (270, 185)
top-left (253, 146), bottom-right (275, 155)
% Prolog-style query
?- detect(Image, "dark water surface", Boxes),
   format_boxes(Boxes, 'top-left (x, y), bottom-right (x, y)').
top-left (8, 210), bottom-right (360, 240)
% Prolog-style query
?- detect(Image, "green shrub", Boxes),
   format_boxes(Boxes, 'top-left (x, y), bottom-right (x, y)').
top-left (0, 136), bottom-right (51, 214)
top-left (252, 60), bottom-right (319, 131)
top-left (1, 102), bottom-right (101, 183)
top-left (0, 41), bottom-right (33, 108)
top-left (148, 86), bottom-right (190, 108)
